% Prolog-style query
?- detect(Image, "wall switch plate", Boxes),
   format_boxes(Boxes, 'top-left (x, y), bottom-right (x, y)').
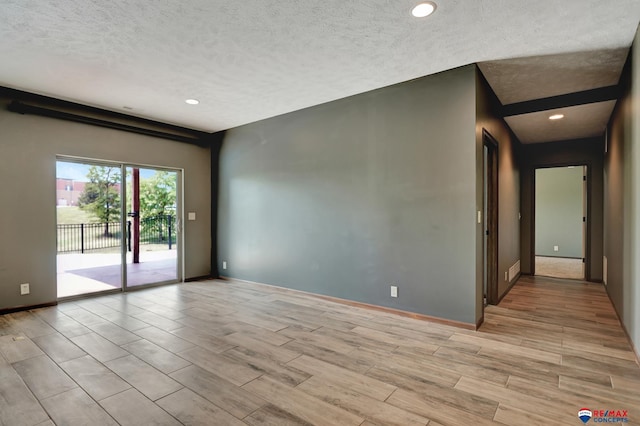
top-left (188, 212), bottom-right (196, 221)
top-left (505, 271), bottom-right (508, 282)
top-left (477, 211), bottom-right (482, 224)
top-left (390, 285), bottom-right (398, 298)
top-left (20, 283), bottom-right (30, 295)
top-left (222, 261), bottom-right (227, 270)
top-left (553, 245), bottom-right (559, 252)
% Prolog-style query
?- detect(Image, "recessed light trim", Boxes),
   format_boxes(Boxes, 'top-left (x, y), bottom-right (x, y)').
top-left (412, 2), bottom-right (437, 18)
top-left (185, 99), bottom-right (200, 105)
top-left (549, 114), bottom-right (564, 120)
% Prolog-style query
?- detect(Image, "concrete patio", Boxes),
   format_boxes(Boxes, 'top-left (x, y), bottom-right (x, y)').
top-left (57, 248), bottom-right (178, 298)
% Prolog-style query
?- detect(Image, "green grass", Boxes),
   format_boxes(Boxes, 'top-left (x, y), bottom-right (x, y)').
top-left (56, 206), bottom-right (101, 224)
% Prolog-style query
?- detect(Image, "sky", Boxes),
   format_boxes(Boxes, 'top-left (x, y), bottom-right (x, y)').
top-left (56, 161), bottom-right (158, 181)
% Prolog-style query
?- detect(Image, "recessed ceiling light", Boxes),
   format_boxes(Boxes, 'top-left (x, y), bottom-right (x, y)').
top-left (412, 2), bottom-right (437, 18)
top-left (185, 99), bottom-right (199, 105)
top-left (549, 114), bottom-right (564, 120)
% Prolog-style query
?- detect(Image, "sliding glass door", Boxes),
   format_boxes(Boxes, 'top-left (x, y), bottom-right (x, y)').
top-left (125, 166), bottom-right (180, 287)
top-left (56, 160), bottom-right (124, 298)
top-left (56, 158), bottom-right (182, 298)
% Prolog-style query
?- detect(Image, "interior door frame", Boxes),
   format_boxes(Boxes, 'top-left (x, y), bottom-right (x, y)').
top-left (530, 163), bottom-right (590, 281)
top-left (483, 129), bottom-right (499, 305)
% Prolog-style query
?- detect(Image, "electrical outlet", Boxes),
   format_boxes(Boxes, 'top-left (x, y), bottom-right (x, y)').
top-left (390, 286), bottom-right (398, 298)
top-left (554, 245), bottom-right (559, 252)
top-left (20, 283), bottom-right (30, 295)
top-left (222, 261), bottom-right (227, 270)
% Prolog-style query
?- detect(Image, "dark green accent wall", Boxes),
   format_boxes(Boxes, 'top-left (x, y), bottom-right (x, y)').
top-left (218, 65), bottom-right (480, 324)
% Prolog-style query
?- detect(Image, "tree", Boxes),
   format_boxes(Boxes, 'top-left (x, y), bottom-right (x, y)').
top-left (78, 166), bottom-right (121, 236)
top-left (139, 171), bottom-right (176, 219)
top-left (138, 171), bottom-right (176, 242)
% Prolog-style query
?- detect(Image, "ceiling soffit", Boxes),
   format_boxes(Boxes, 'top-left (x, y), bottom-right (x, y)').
top-left (504, 100), bottom-right (616, 144)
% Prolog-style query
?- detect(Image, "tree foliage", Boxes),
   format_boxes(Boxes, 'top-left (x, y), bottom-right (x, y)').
top-left (124, 170), bottom-right (177, 243)
top-left (77, 167), bottom-right (176, 241)
top-left (139, 171), bottom-right (176, 219)
top-left (78, 166), bottom-right (121, 236)
top-left (139, 171), bottom-right (176, 242)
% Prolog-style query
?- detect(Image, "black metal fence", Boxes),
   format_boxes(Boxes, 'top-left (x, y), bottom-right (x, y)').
top-left (57, 215), bottom-right (175, 254)
top-left (128, 214), bottom-right (176, 251)
top-left (57, 222), bottom-right (122, 253)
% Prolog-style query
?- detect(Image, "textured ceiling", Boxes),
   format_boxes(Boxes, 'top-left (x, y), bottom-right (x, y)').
top-left (0, 1), bottom-right (639, 133)
top-left (478, 49), bottom-right (630, 105)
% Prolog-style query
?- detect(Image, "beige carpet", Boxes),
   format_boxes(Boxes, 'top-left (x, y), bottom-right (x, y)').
top-left (535, 256), bottom-right (584, 280)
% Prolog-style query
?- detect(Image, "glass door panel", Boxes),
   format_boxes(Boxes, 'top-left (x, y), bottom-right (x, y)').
top-left (56, 160), bottom-right (123, 298)
top-left (125, 166), bottom-right (179, 288)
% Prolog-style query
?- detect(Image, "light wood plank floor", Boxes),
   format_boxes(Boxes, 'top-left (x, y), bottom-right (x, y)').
top-left (1, 275), bottom-right (639, 425)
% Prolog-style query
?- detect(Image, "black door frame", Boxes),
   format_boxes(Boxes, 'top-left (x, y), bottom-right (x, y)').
top-left (483, 129), bottom-right (499, 305)
top-left (530, 163), bottom-right (590, 281)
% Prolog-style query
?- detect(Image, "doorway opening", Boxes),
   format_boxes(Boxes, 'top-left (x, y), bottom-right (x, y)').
top-left (483, 130), bottom-right (498, 305)
top-left (534, 166), bottom-right (586, 280)
top-left (56, 158), bottom-right (182, 298)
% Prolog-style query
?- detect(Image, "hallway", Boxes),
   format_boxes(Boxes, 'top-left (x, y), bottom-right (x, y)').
top-left (482, 275), bottom-right (640, 422)
top-left (486, 274), bottom-right (638, 356)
